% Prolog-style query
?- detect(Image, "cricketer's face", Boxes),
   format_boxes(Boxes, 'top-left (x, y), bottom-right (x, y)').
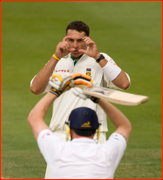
top-left (66, 29), bottom-right (88, 59)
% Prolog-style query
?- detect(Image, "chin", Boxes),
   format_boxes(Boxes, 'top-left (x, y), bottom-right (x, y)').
top-left (71, 52), bottom-right (83, 59)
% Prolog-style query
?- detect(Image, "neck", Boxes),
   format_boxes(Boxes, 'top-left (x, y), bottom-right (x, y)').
top-left (70, 129), bottom-right (94, 140)
top-left (72, 135), bottom-right (93, 140)
top-left (71, 54), bottom-right (83, 60)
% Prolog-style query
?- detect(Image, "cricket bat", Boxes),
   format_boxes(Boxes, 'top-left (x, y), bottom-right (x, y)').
top-left (69, 82), bottom-right (149, 106)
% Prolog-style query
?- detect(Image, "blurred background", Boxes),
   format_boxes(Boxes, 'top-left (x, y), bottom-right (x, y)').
top-left (1, 1), bottom-right (162, 179)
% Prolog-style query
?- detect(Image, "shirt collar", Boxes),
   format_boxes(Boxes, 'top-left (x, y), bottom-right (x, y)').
top-left (70, 54), bottom-right (86, 66)
top-left (72, 138), bottom-right (96, 144)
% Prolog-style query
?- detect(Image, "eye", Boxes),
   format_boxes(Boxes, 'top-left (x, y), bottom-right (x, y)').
top-left (68, 39), bottom-right (73, 42)
top-left (77, 39), bottom-right (83, 42)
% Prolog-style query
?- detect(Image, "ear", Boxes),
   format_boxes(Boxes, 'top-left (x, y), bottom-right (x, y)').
top-left (70, 129), bottom-right (75, 140)
top-left (70, 129), bottom-right (75, 135)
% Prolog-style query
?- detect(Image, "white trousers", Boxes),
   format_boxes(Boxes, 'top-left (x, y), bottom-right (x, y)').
top-left (44, 130), bottom-right (106, 179)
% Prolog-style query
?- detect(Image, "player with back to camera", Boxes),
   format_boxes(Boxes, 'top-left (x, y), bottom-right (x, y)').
top-left (30, 20), bottom-right (131, 178)
top-left (28, 76), bottom-right (132, 179)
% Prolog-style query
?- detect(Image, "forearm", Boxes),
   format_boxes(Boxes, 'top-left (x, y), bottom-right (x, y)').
top-left (99, 58), bottom-right (130, 90)
top-left (31, 93), bottom-right (56, 118)
top-left (30, 57), bottom-right (59, 95)
top-left (98, 99), bottom-right (128, 126)
top-left (98, 99), bottom-right (132, 141)
top-left (112, 71), bottom-right (130, 90)
top-left (28, 93), bottom-right (57, 139)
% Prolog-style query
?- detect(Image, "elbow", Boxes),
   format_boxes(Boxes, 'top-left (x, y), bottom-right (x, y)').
top-left (121, 72), bottom-right (131, 90)
top-left (127, 121), bottom-right (132, 138)
top-left (125, 122), bottom-right (132, 142)
top-left (30, 85), bottom-right (42, 95)
top-left (121, 81), bottom-right (131, 90)
top-left (128, 123), bottom-right (132, 135)
top-left (28, 109), bottom-right (36, 128)
top-left (27, 111), bottom-right (33, 126)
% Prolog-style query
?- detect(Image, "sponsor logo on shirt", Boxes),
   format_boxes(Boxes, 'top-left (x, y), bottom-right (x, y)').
top-left (42, 133), bottom-right (51, 138)
top-left (81, 121), bottom-right (91, 128)
top-left (56, 69), bottom-right (70, 72)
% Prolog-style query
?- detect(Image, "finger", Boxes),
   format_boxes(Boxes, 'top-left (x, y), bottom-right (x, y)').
top-left (72, 87), bottom-right (88, 100)
top-left (69, 48), bottom-right (76, 52)
top-left (60, 42), bottom-right (71, 52)
top-left (57, 42), bottom-right (66, 49)
top-left (83, 37), bottom-right (94, 45)
top-left (82, 36), bottom-right (91, 41)
top-left (85, 39), bottom-right (94, 45)
top-left (62, 36), bottom-right (71, 42)
top-left (59, 46), bottom-right (66, 53)
top-left (78, 49), bottom-right (87, 54)
top-left (59, 43), bottom-right (69, 52)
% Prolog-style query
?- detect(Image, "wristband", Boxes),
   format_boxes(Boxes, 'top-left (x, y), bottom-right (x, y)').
top-left (50, 88), bottom-right (62, 97)
top-left (90, 96), bottom-right (100, 104)
top-left (102, 61), bottom-right (121, 81)
top-left (96, 54), bottom-right (105, 63)
top-left (53, 54), bottom-right (60, 61)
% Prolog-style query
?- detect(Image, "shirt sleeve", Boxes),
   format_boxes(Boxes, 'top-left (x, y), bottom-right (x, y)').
top-left (101, 53), bottom-right (130, 89)
top-left (30, 75), bottom-right (51, 93)
top-left (37, 129), bottom-right (63, 165)
top-left (100, 53), bottom-right (120, 89)
top-left (103, 132), bottom-right (127, 170)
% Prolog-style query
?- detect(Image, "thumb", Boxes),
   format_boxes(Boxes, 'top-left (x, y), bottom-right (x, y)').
top-left (69, 48), bottom-right (75, 52)
top-left (78, 49), bottom-right (87, 54)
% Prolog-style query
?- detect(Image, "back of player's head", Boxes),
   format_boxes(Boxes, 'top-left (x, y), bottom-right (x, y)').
top-left (67, 107), bottom-right (99, 137)
top-left (66, 21), bottom-right (90, 36)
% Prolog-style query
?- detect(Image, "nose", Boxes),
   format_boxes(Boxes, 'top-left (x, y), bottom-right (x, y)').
top-left (72, 41), bottom-right (78, 48)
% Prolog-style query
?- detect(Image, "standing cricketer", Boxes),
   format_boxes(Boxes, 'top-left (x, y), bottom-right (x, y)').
top-left (30, 21), bottom-right (131, 178)
top-left (28, 77), bottom-right (132, 179)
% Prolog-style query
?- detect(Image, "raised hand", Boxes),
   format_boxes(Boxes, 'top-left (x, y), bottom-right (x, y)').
top-left (71, 73), bottom-right (93, 86)
top-left (70, 73), bottom-right (99, 103)
top-left (72, 87), bottom-right (99, 103)
top-left (54, 36), bottom-right (75, 59)
top-left (49, 72), bottom-right (72, 97)
top-left (78, 37), bottom-right (101, 60)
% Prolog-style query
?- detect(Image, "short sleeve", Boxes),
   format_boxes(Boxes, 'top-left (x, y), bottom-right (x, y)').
top-left (103, 132), bottom-right (127, 170)
top-left (37, 129), bottom-right (63, 165)
top-left (100, 53), bottom-right (122, 89)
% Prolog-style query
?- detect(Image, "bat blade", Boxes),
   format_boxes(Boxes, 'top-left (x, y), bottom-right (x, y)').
top-left (83, 86), bottom-right (149, 106)
top-left (69, 82), bottom-right (149, 106)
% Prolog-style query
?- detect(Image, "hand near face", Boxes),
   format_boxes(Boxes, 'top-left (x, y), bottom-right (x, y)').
top-left (54, 36), bottom-right (75, 59)
top-left (54, 34), bottom-right (100, 60)
top-left (78, 37), bottom-right (101, 60)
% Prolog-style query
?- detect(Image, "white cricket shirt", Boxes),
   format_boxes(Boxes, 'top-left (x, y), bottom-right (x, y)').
top-left (44, 53), bottom-right (122, 133)
top-left (31, 53), bottom-right (130, 135)
top-left (37, 129), bottom-right (127, 179)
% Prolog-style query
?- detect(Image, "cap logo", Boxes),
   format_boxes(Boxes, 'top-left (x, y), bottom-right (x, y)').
top-left (83, 111), bottom-right (88, 115)
top-left (81, 121), bottom-right (91, 128)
